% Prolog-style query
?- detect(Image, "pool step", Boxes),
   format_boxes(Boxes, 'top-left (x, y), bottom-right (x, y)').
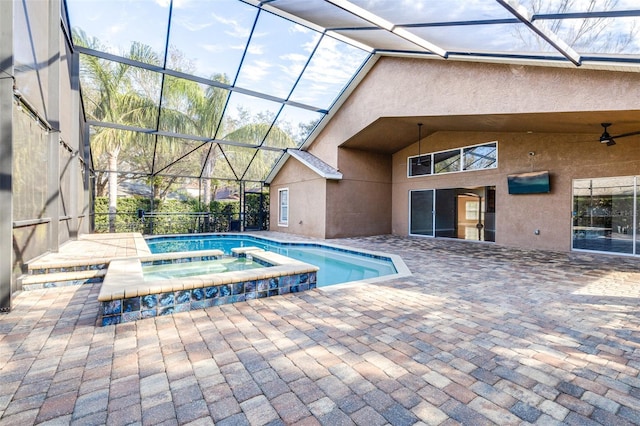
top-left (27, 258), bottom-right (110, 275)
top-left (21, 249), bottom-right (228, 292)
top-left (19, 269), bottom-right (107, 290)
top-left (21, 258), bottom-right (110, 291)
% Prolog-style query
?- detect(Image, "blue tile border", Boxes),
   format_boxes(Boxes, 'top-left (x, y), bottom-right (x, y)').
top-left (146, 234), bottom-right (397, 267)
top-left (31, 263), bottom-right (108, 275)
top-left (98, 271), bottom-right (317, 326)
top-left (140, 254), bottom-right (222, 267)
top-left (22, 276), bottom-right (104, 291)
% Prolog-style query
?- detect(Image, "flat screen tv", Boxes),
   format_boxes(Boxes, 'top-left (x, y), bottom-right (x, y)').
top-left (507, 171), bottom-right (550, 194)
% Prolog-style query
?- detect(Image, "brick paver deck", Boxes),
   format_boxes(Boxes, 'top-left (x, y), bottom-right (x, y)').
top-left (2, 233), bottom-right (640, 425)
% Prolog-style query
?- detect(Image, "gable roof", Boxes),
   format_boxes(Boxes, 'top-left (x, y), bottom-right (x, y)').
top-left (266, 150), bottom-right (342, 184)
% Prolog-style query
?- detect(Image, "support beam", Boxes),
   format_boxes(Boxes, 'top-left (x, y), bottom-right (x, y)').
top-left (69, 34), bottom-right (80, 238)
top-left (0, 0), bottom-right (13, 311)
top-left (496, 0), bottom-right (581, 66)
top-left (47, 0), bottom-right (61, 251)
top-left (85, 124), bottom-right (93, 232)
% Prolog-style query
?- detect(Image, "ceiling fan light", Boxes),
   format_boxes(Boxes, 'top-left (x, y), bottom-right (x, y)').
top-left (599, 122), bottom-right (613, 145)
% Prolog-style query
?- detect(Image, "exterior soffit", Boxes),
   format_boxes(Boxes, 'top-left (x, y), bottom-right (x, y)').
top-left (340, 111), bottom-right (640, 155)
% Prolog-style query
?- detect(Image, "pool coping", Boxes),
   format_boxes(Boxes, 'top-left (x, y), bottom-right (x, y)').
top-left (97, 247), bottom-right (320, 325)
top-left (98, 248), bottom-right (319, 302)
top-left (145, 232), bottom-right (413, 289)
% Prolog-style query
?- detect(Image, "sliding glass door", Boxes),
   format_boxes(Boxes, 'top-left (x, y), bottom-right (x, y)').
top-left (572, 177), bottom-right (636, 254)
top-left (435, 189), bottom-right (457, 238)
top-left (410, 190), bottom-right (434, 236)
top-left (410, 187), bottom-right (495, 241)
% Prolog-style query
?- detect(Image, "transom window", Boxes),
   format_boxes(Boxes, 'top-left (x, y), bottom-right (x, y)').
top-left (409, 142), bottom-right (497, 177)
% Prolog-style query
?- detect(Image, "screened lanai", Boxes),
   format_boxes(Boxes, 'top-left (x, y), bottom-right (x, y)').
top-left (3, 0), bottom-right (640, 311)
top-left (63, 0), bottom-right (640, 233)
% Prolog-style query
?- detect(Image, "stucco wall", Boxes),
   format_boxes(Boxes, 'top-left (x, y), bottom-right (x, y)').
top-left (307, 57), bottom-right (640, 168)
top-left (393, 131), bottom-right (640, 251)
top-left (325, 148), bottom-right (392, 238)
top-left (269, 158), bottom-right (326, 238)
top-left (271, 57), bottom-right (640, 247)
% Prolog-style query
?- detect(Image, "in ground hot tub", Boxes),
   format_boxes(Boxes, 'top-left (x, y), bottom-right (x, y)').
top-left (142, 256), bottom-right (265, 280)
top-left (98, 247), bottom-right (318, 326)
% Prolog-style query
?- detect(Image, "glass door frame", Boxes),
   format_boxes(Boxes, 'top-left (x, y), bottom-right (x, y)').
top-left (409, 186), bottom-right (495, 242)
top-left (408, 189), bottom-right (435, 237)
top-left (571, 176), bottom-right (638, 256)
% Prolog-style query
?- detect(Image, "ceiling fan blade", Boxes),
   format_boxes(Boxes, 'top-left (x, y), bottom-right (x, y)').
top-left (612, 130), bottom-right (640, 139)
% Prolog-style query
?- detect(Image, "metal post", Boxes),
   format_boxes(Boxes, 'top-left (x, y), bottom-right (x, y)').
top-left (0, 0), bottom-right (14, 311)
top-left (69, 28), bottom-right (80, 238)
top-left (85, 126), bottom-right (93, 233)
top-left (240, 181), bottom-right (245, 231)
top-left (47, 0), bottom-right (61, 251)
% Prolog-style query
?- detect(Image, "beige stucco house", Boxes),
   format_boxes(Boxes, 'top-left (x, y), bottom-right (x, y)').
top-left (268, 57), bottom-right (640, 254)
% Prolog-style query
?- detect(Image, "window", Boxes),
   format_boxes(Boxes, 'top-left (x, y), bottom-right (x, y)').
top-left (465, 201), bottom-right (479, 220)
top-left (408, 155), bottom-right (432, 177)
top-left (408, 141), bottom-right (497, 177)
top-left (463, 143), bottom-right (497, 170)
top-left (278, 188), bottom-right (289, 226)
top-left (434, 150), bottom-right (461, 174)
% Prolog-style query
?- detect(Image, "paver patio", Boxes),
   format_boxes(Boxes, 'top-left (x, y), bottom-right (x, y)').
top-left (2, 233), bottom-right (640, 425)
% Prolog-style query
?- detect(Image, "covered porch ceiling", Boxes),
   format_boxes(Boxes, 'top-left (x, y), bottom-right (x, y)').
top-left (340, 110), bottom-right (640, 154)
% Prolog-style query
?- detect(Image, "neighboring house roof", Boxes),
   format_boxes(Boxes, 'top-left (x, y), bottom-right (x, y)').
top-left (267, 150), bottom-right (342, 183)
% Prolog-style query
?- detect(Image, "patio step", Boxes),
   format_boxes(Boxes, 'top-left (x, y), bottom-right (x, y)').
top-left (19, 269), bottom-right (107, 291)
top-left (21, 258), bottom-right (110, 291)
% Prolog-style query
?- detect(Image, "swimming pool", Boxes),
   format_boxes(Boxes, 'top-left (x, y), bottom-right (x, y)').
top-left (146, 234), bottom-right (402, 287)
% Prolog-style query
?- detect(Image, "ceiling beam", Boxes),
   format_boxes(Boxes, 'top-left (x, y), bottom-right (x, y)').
top-left (496, 0), bottom-right (582, 66)
top-left (324, 0), bottom-right (448, 58)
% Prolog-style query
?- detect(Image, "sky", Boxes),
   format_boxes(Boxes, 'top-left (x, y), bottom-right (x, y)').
top-left (66, 0), bottom-right (640, 111)
top-left (66, 0), bottom-right (371, 109)
top-left (66, 0), bottom-right (375, 158)
top-left (66, 0), bottom-right (640, 180)
top-left (69, 1), bottom-right (639, 134)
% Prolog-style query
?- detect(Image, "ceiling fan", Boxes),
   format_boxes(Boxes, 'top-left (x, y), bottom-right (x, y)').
top-left (599, 123), bottom-right (640, 146)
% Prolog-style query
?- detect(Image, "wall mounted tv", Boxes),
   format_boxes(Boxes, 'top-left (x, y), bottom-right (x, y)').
top-left (507, 171), bottom-right (550, 194)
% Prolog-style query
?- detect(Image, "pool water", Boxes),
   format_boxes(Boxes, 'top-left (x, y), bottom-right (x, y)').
top-left (146, 235), bottom-right (397, 287)
top-left (143, 257), bottom-right (264, 281)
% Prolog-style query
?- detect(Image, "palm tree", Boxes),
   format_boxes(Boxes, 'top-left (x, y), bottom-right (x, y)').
top-left (157, 74), bottom-right (294, 208)
top-left (75, 30), bottom-right (160, 231)
top-left (76, 31), bottom-right (296, 229)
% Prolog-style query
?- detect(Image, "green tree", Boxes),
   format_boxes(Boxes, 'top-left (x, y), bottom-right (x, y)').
top-left (157, 75), bottom-right (294, 208)
top-left (75, 32), bottom-right (295, 226)
top-left (75, 30), bottom-right (160, 231)
top-left (515, 0), bottom-right (637, 53)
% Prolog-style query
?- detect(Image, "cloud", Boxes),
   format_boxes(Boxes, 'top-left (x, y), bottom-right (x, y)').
top-left (214, 14), bottom-right (251, 39)
top-left (246, 44), bottom-right (264, 55)
top-left (155, 0), bottom-right (190, 8)
top-left (289, 37), bottom-right (369, 106)
top-left (201, 44), bottom-right (225, 53)
top-left (175, 19), bottom-right (213, 32)
top-left (228, 43), bottom-right (246, 52)
top-left (277, 53), bottom-right (308, 79)
top-left (239, 59), bottom-right (271, 82)
top-left (291, 24), bottom-right (311, 35)
top-left (107, 23), bottom-right (125, 36)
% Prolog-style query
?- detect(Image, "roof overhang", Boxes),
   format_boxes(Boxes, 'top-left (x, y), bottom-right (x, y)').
top-left (265, 149), bottom-right (342, 184)
top-left (340, 111), bottom-right (640, 154)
